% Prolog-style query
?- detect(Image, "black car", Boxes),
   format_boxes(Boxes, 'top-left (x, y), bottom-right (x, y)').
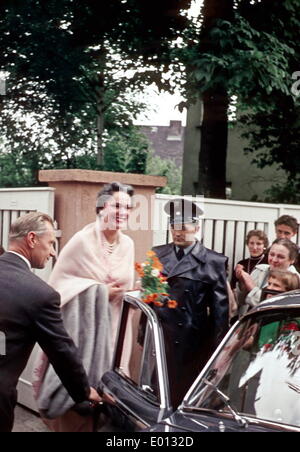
top-left (99, 291), bottom-right (300, 432)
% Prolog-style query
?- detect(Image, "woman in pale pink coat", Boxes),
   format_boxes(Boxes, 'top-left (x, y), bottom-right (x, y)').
top-left (34, 182), bottom-right (135, 432)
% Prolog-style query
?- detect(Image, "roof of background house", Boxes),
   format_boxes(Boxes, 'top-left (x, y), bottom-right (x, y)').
top-left (139, 120), bottom-right (184, 167)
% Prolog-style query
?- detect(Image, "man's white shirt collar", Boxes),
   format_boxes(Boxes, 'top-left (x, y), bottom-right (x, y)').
top-left (175, 241), bottom-right (196, 255)
top-left (7, 251), bottom-right (31, 269)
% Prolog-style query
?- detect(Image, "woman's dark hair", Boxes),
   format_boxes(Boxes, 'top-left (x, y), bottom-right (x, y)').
top-left (0, 245), bottom-right (5, 256)
top-left (275, 215), bottom-right (298, 233)
top-left (271, 238), bottom-right (299, 262)
top-left (96, 181), bottom-right (134, 213)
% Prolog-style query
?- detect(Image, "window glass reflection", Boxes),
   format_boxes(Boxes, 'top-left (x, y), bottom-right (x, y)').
top-left (116, 308), bottom-right (160, 403)
top-left (188, 312), bottom-right (300, 427)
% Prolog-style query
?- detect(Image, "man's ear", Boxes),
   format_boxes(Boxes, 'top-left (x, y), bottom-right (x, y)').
top-left (26, 231), bottom-right (36, 249)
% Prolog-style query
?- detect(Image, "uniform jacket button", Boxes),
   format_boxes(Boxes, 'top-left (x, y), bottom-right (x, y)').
top-left (174, 340), bottom-right (180, 345)
top-left (177, 322), bottom-right (183, 327)
top-left (181, 306), bottom-right (186, 311)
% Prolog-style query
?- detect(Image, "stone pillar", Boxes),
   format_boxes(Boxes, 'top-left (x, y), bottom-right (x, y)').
top-left (39, 169), bottom-right (166, 263)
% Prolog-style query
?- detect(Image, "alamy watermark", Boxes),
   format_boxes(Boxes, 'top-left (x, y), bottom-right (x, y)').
top-left (291, 71), bottom-right (300, 97)
top-left (291, 331), bottom-right (300, 356)
top-left (97, 194), bottom-right (205, 232)
top-left (0, 73), bottom-right (6, 95)
top-left (0, 331), bottom-right (6, 356)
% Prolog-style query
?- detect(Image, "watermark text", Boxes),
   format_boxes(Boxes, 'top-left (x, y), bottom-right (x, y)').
top-left (0, 331), bottom-right (6, 356)
top-left (291, 71), bottom-right (300, 97)
top-left (0, 72), bottom-right (6, 95)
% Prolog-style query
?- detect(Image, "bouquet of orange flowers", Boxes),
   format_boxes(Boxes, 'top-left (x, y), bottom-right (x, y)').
top-left (135, 250), bottom-right (177, 308)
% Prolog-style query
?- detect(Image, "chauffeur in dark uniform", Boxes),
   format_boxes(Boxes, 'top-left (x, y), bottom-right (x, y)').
top-left (0, 212), bottom-right (101, 432)
top-left (152, 199), bottom-right (229, 407)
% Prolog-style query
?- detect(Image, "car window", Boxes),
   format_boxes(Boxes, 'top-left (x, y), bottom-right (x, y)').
top-left (186, 311), bottom-right (300, 428)
top-left (115, 307), bottom-right (160, 403)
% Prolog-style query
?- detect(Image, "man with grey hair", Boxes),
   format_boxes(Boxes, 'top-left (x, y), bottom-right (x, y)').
top-left (0, 212), bottom-right (100, 432)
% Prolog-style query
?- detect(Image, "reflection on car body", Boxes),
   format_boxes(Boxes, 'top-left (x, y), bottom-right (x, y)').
top-left (99, 290), bottom-right (300, 432)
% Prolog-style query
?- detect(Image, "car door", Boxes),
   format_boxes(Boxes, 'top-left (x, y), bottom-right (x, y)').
top-left (100, 293), bottom-right (172, 431)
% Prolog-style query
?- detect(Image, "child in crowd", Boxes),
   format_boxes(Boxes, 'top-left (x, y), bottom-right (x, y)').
top-left (262, 269), bottom-right (300, 300)
top-left (273, 215), bottom-right (300, 272)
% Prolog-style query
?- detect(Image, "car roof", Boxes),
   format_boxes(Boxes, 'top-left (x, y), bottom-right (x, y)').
top-left (242, 290), bottom-right (300, 319)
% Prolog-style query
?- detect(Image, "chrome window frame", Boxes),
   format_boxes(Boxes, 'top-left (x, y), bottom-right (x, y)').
top-left (112, 293), bottom-right (171, 412)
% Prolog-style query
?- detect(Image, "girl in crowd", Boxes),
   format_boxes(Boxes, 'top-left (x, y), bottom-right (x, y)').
top-left (231, 229), bottom-right (269, 290)
top-left (235, 238), bottom-right (300, 316)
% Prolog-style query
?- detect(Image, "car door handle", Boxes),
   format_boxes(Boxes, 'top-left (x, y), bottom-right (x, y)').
top-left (141, 385), bottom-right (154, 393)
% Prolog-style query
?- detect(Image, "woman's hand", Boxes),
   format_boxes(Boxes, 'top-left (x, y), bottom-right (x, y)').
top-left (238, 270), bottom-right (256, 292)
top-left (133, 279), bottom-right (142, 290)
top-left (235, 264), bottom-right (245, 280)
top-left (107, 283), bottom-right (124, 300)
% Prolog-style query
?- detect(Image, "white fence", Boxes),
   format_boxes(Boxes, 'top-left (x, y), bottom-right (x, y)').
top-left (0, 187), bottom-right (56, 282)
top-left (153, 194), bottom-right (300, 278)
top-left (1, 187), bottom-right (300, 411)
top-left (1, 187), bottom-right (299, 280)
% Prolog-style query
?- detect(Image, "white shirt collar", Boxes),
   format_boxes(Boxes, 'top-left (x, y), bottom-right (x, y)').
top-left (175, 241), bottom-right (196, 255)
top-left (7, 251), bottom-right (31, 269)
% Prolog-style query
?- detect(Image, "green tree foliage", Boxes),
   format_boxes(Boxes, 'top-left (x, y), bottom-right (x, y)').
top-left (104, 127), bottom-right (149, 174)
top-left (237, 0), bottom-right (300, 203)
top-left (0, 146), bottom-right (35, 187)
top-left (2, 0), bottom-right (298, 200)
top-left (0, 0), bottom-right (191, 186)
top-left (0, 121), bottom-right (150, 187)
top-left (240, 98), bottom-right (300, 204)
top-left (146, 150), bottom-right (182, 195)
top-left (174, 0), bottom-right (300, 199)
top-left (0, 0), bottom-right (190, 112)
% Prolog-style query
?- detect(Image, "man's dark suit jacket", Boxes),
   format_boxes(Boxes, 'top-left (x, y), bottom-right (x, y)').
top-left (152, 241), bottom-right (229, 407)
top-left (0, 252), bottom-right (90, 432)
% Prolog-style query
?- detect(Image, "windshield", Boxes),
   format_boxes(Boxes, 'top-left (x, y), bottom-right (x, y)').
top-left (185, 310), bottom-right (300, 428)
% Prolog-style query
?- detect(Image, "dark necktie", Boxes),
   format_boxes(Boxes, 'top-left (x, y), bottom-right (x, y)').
top-left (176, 247), bottom-right (184, 261)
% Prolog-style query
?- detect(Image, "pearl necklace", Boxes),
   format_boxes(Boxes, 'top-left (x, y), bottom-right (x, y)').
top-left (247, 254), bottom-right (265, 273)
top-left (103, 238), bottom-right (118, 255)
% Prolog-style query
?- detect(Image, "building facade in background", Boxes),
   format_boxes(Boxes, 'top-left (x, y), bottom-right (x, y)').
top-left (138, 113), bottom-right (286, 202)
top-left (140, 120), bottom-right (184, 168)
